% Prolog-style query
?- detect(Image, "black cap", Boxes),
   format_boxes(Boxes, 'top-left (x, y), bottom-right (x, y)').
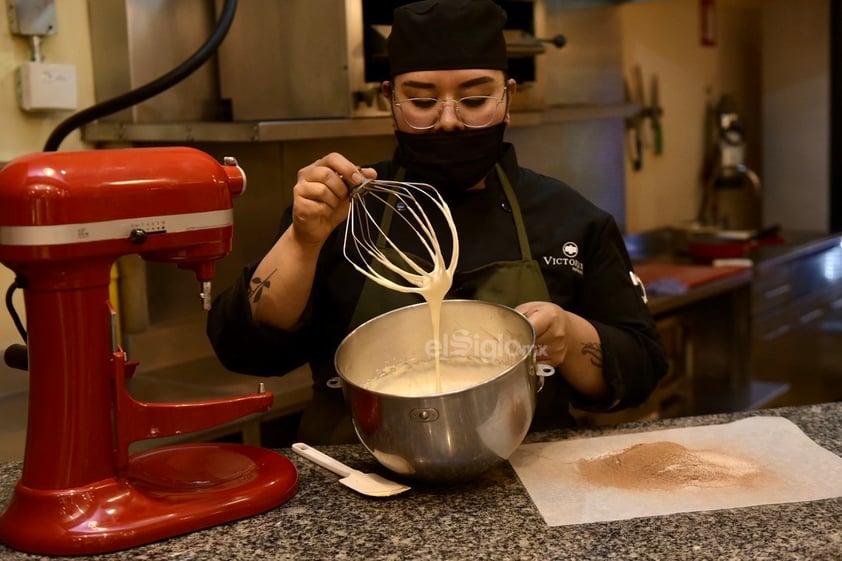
top-left (388, 0), bottom-right (508, 77)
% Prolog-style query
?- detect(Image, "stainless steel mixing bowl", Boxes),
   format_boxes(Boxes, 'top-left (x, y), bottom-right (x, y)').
top-left (335, 300), bottom-right (551, 483)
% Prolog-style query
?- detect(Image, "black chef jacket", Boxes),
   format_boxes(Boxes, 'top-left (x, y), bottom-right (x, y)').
top-left (207, 144), bottom-right (667, 439)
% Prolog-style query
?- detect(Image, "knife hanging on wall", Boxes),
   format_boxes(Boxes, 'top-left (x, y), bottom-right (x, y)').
top-left (624, 75), bottom-right (643, 171)
top-left (625, 65), bottom-right (665, 171)
top-left (649, 74), bottom-right (664, 155)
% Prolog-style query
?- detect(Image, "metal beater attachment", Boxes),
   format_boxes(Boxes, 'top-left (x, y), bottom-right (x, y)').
top-left (343, 179), bottom-right (459, 294)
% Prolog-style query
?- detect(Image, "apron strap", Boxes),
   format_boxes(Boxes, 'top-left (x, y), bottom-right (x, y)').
top-left (495, 163), bottom-right (533, 262)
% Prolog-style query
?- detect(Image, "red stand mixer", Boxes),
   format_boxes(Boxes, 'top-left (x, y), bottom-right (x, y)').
top-left (0, 147), bottom-right (298, 555)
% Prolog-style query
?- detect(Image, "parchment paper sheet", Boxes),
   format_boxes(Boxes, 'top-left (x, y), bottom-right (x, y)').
top-left (509, 416), bottom-right (842, 526)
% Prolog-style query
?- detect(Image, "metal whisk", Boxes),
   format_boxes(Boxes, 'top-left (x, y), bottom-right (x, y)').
top-left (343, 179), bottom-right (459, 294)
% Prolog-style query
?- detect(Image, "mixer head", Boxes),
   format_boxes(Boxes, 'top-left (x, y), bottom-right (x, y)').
top-left (0, 146), bottom-right (246, 309)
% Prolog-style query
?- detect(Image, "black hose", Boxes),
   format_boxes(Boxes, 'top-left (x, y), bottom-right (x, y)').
top-left (42, 0), bottom-right (238, 152)
top-left (3, 280), bottom-right (28, 370)
top-left (6, 1), bottom-right (239, 369)
top-left (5, 280), bottom-right (26, 342)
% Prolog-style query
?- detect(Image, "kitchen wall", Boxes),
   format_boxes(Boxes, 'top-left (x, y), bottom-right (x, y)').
top-left (618, 0), bottom-right (831, 233)
top-left (0, 0), bottom-right (96, 459)
top-left (618, 0), bottom-right (764, 232)
top-left (0, 0), bottom-right (94, 402)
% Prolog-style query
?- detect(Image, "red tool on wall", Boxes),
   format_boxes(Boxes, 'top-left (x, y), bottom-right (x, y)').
top-left (0, 147), bottom-right (298, 555)
top-left (700, 0), bottom-right (717, 47)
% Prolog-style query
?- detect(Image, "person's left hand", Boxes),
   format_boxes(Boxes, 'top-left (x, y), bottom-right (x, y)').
top-left (515, 301), bottom-right (570, 367)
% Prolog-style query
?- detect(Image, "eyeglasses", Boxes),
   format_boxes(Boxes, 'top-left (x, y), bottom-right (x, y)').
top-left (392, 91), bottom-right (507, 130)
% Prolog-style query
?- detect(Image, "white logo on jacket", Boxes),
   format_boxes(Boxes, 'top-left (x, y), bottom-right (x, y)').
top-left (543, 242), bottom-right (584, 275)
top-left (563, 242), bottom-right (578, 257)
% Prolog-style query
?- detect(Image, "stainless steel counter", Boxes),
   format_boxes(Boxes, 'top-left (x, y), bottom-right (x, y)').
top-left (625, 229), bottom-right (842, 416)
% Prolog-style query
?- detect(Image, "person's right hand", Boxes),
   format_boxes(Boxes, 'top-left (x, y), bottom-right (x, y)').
top-left (291, 152), bottom-right (377, 246)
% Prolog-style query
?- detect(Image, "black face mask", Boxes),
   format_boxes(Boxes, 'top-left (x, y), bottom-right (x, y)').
top-left (395, 123), bottom-right (507, 196)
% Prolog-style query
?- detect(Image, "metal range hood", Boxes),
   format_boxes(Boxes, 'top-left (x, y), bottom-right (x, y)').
top-left (215, 0), bottom-right (554, 121)
top-left (87, 0), bottom-right (553, 124)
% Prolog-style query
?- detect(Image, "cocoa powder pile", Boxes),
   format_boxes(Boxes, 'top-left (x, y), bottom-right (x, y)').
top-left (577, 441), bottom-right (764, 491)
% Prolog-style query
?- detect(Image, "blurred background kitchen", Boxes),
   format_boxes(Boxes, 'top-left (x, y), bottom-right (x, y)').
top-left (1, 0), bottom-right (839, 461)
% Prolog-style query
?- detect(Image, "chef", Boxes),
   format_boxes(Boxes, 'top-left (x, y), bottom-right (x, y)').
top-left (207, 0), bottom-right (668, 444)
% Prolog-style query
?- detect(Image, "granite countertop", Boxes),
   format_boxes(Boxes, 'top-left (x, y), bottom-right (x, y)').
top-left (1, 402), bottom-right (840, 560)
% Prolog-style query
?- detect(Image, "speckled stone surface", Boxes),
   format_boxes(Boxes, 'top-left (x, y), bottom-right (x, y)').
top-left (0, 403), bottom-right (840, 560)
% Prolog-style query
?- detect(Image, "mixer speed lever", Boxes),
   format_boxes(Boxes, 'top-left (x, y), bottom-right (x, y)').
top-left (128, 228), bottom-right (148, 244)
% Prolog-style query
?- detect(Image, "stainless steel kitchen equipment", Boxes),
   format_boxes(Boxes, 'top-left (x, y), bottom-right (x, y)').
top-left (334, 299), bottom-right (554, 483)
top-left (87, 0), bottom-right (225, 123)
top-left (699, 94), bottom-right (762, 230)
top-left (214, 0), bottom-right (549, 121)
top-left (86, 0), bottom-right (552, 124)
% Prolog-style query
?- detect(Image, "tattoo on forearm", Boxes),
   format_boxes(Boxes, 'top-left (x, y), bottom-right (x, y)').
top-left (581, 342), bottom-right (602, 368)
top-left (248, 269), bottom-right (277, 303)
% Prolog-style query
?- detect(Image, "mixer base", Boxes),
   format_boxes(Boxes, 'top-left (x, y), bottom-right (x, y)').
top-left (0, 443), bottom-right (298, 555)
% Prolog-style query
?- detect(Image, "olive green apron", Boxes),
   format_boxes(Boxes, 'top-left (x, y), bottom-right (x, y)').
top-left (298, 164), bottom-right (551, 444)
